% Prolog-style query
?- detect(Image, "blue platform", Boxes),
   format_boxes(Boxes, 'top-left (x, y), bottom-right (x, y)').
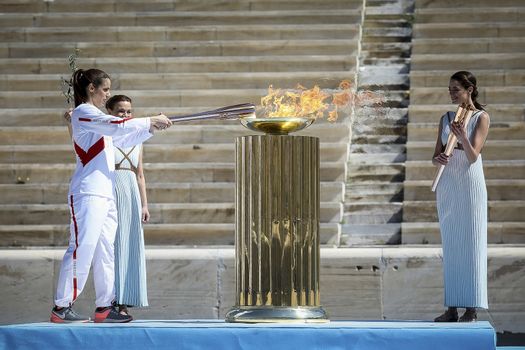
top-left (0, 320), bottom-right (496, 350)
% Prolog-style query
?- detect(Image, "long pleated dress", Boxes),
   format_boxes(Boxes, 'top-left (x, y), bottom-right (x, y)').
top-left (113, 145), bottom-right (148, 307)
top-left (436, 110), bottom-right (488, 309)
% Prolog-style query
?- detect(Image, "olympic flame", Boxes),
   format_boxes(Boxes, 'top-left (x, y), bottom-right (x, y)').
top-left (259, 80), bottom-right (382, 121)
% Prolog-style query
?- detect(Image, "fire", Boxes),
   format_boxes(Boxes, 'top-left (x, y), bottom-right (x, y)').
top-left (258, 80), bottom-right (384, 122)
top-left (259, 80), bottom-right (361, 121)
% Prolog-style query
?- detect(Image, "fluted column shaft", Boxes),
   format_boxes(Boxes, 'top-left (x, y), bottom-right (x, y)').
top-left (234, 135), bottom-right (320, 308)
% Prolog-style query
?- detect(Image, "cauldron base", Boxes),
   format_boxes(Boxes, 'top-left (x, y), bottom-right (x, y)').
top-left (225, 306), bottom-right (329, 323)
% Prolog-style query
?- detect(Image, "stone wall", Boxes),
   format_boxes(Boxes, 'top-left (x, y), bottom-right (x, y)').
top-left (1, 246), bottom-right (524, 334)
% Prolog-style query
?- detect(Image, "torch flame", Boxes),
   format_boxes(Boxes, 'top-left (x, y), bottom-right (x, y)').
top-left (259, 80), bottom-right (369, 121)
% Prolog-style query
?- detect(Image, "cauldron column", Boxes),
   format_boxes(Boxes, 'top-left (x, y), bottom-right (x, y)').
top-left (226, 118), bottom-right (328, 323)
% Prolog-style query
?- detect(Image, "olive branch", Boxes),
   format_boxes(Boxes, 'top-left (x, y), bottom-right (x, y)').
top-left (59, 49), bottom-right (80, 106)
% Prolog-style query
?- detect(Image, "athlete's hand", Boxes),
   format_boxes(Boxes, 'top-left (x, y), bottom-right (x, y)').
top-left (63, 108), bottom-right (73, 123)
top-left (142, 205), bottom-right (150, 223)
top-left (450, 121), bottom-right (468, 143)
top-left (433, 152), bottom-right (451, 166)
top-left (149, 113), bottom-right (172, 132)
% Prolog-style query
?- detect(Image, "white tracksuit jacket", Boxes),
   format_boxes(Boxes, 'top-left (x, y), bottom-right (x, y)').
top-left (55, 103), bottom-right (153, 308)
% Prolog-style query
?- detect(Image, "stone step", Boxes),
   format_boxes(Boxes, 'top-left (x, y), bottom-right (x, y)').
top-left (410, 86), bottom-right (525, 105)
top-left (347, 163), bottom-right (405, 182)
top-left (0, 88), bottom-right (290, 108)
top-left (415, 0), bottom-right (525, 9)
top-left (402, 221), bottom-right (525, 244)
top-left (408, 104), bottom-right (525, 123)
top-left (404, 179), bottom-right (525, 201)
top-left (0, 39), bottom-right (359, 59)
top-left (359, 83), bottom-right (410, 95)
top-left (359, 63), bottom-right (409, 74)
top-left (410, 70), bottom-right (525, 88)
top-left (358, 67), bottom-right (409, 87)
top-left (0, 162), bottom-right (346, 184)
top-left (358, 82), bottom-right (409, 93)
top-left (343, 202), bottom-right (403, 224)
top-left (361, 18), bottom-right (411, 29)
top-left (340, 223), bottom-right (401, 245)
top-left (361, 34), bottom-right (411, 44)
top-left (405, 160), bottom-right (525, 181)
top-left (0, 0), bottom-right (363, 13)
top-left (364, 15), bottom-right (414, 24)
top-left (346, 182), bottom-right (403, 203)
top-left (352, 134), bottom-right (406, 145)
top-left (411, 53), bottom-right (525, 70)
top-left (350, 143), bottom-right (406, 154)
top-left (358, 89), bottom-right (409, 108)
top-left (413, 23), bottom-right (525, 39)
top-left (0, 107), bottom-right (236, 126)
top-left (362, 57), bottom-right (410, 67)
top-left (0, 123), bottom-right (351, 145)
top-left (403, 200), bottom-right (524, 222)
top-left (0, 11), bottom-right (362, 28)
top-left (349, 152), bottom-right (406, 164)
top-left (351, 120), bottom-right (406, 137)
top-left (366, 0), bottom-right (414, 8)
top-left (361, 43), bottom-right (411, 59)
top-left (0, 106), bottom-right (355, 127)
top-left (0, 84), bottom-right (370, 107)
top-left (414, 7), bottom-right (525, 23)
top-left (0, 55), bottom-right (358, 74)
top-left (0, 222), bottom-right (340, 247)
top-left (0, 181), bottom-right (345, 204)
top-left (362, 26), bottom-right (412, 38)
top-left (406, 140), bottom-right (525, 161)
top-left (407, 121), bottom-right (525, 141)
top-left (0, 71), bottom-right (357, 91)
top-left (354, 106), bottom-right (408, 125)
top-left (0, 202), bottom-right (344, 225)
top-left (0, 143), bottom-right (348, 164)
top-left (412, 38), bottom-right (525, 54)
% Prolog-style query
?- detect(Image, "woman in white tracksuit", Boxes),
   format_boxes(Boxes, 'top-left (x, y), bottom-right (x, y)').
top-left (50, 68), bottom-right (172, 323)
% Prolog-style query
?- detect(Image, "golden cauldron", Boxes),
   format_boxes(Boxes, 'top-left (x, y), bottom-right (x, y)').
top-left (225, 116), bottom-right (328, 323)
top-left (240, 116), bottom-right (314, 135)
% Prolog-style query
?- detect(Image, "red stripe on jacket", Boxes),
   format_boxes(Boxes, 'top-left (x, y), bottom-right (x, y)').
top-left (70, 195), bottom-right (79, 302)
top-left (110, 117), bottom-right (132, 124)
top-left (74, 137), bottom-right (105, 166)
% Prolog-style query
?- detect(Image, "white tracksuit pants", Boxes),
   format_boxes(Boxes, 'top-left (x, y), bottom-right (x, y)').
top-left (55, 194), bottom-right (118, 308)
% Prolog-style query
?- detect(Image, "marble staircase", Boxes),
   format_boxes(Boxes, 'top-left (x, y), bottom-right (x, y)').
top-left (0, 0), bottom-right (363, 247)
top-left (342, 0), bottom-right (413, 245)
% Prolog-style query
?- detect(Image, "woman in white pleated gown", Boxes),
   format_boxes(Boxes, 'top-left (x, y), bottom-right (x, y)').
top-left (107, 95), bottom-right (149, 316)
top-left (432, 71), bottom-right (490, 323)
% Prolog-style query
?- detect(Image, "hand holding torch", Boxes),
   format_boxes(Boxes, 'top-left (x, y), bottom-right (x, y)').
top-left (431, 103), bottom-right (475, 192)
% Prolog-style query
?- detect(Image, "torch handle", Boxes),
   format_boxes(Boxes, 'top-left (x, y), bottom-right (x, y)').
top-left (431, 165), bottom-right (445, 192)
top-left (431, 130), bottom-right (459, 193)
top-left (169, 103), bottom-right (255, 123)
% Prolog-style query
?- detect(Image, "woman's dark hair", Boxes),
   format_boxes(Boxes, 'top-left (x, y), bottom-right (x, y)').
top-left (72, 68), bottom-right (110, 107)
top-left (450, 71), bottom-right (485, 110)
top-left (105, 94), bottom-right (132, 111)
